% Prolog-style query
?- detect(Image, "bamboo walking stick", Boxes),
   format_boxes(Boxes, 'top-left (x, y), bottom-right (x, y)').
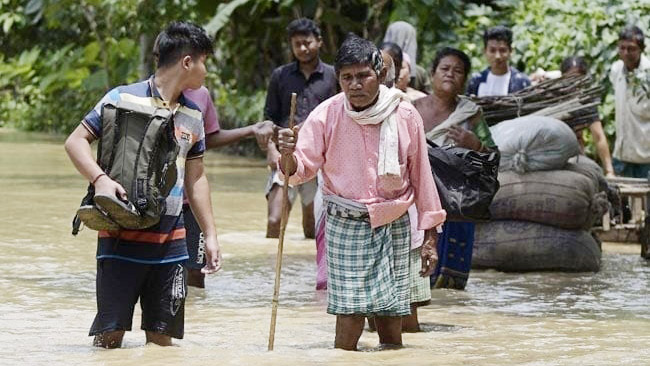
top-left (268, 92), bottom-right (297, 351)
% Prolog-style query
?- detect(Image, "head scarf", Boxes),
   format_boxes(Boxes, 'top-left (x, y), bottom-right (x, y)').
top-left (383, 21), bottom-right (417, 79)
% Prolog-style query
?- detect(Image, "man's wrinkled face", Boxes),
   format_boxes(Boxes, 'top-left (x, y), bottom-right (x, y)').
top-left (484, 39), bottom-right (511, 71)
top-left (618, 39), bottom-right (642, 71)
top-left (290, 34), bottom-right (322, 64)
top-left (339, 63), bottom-right (381, 110)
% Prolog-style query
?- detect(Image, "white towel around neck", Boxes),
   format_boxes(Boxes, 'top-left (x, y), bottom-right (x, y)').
top-left (344, 85), bottom-right (407, 177)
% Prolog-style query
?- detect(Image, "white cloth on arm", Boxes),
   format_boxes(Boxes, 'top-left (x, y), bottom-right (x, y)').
top-left (425, 97), bottom-right (480, 146)
top-left (344, 85), bottom-right (408, 177)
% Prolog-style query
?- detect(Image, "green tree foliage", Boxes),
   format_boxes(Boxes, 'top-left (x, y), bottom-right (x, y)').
top-left (388, 0), bottom-right (464, 64)
top-left (1, 0), bottom-right (649, 161)
top-left (1, 0), bottom-right (140, 131)
top-left (0, 0), bottom-right (461, 136)
top-left (202, 0), bottom-right (399, 153)
top-left (0, 0), bottom-right (204, 132)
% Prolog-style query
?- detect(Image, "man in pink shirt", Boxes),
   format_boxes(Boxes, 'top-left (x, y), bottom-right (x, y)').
top-left (277, 34), bottom-right (445, 351)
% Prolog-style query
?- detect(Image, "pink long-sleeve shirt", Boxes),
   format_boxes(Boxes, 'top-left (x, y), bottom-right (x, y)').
top-left (284, 92), bottom-right (446, 230)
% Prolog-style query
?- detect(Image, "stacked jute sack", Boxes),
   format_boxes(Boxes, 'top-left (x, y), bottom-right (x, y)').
top-left (472, 116), bottom-right (609, 272)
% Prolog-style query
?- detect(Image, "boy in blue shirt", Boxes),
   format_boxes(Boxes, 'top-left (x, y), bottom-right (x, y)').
top-left (64, 21), bottom-right (221, 348)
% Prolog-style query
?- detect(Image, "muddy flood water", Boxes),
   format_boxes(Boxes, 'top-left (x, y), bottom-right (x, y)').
top-left (0, 128), bottom-right (649, 366)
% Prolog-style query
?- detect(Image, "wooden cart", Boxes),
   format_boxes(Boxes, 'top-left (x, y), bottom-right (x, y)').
top-left (596, 176), bottom-right (650, 258)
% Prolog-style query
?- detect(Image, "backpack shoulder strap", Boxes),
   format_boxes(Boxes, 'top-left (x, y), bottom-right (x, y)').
top-left (99, 102), bottom-right (119, 171)
top-left (133, 108), bottom-right (174, 210)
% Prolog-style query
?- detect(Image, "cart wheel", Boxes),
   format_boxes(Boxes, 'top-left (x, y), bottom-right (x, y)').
top-left (641, 216), bottom-right (650, 259)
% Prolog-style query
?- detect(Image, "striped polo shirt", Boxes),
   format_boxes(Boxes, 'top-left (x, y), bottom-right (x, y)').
top-left (82, 76), bottom-right (205, 264)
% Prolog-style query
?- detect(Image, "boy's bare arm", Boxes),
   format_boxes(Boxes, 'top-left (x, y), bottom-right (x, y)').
top-left (64, 124), bottom-right (126, 199)
top-left (184, 157), bottom-right (222, 274)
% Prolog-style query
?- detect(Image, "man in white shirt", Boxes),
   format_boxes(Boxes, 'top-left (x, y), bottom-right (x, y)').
top-left (609, 25), bottom-right (650, 178)
top-left (466, 26), bottom-right (531, 97)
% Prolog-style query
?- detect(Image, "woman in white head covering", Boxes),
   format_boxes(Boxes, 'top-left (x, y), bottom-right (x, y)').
top-left (383, 21), bottom-right (417, 80)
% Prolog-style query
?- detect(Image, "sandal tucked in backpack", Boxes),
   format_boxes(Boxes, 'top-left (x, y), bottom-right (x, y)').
top-left (72, 100), bottom-right (179, 235)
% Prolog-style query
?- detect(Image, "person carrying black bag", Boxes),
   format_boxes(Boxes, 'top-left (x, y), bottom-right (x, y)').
top-left (413, 47), bottom-right (498, 290)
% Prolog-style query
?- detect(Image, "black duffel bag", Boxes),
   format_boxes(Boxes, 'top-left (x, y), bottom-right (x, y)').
top-left (427, 139), bottom-right (500, 222)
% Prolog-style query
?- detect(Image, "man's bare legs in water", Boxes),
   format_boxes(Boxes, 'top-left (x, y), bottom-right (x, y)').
top-left (93, 331), bottom-right (172, 348)
top-left (401, 303), bottom-right (425, 332)
top-left (266, 184), bottom-right (315, 239)
top-left (335, 315), bottom-right (403, 351)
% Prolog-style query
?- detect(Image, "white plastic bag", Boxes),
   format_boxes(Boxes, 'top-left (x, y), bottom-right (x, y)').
top-left (490, 116), bottom-right (579, 173)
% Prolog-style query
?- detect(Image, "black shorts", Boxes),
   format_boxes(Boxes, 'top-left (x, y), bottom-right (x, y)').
top-left (183, 204), bottom-right (205, 270)
top-left (89, 258), bottom-right (187, 339)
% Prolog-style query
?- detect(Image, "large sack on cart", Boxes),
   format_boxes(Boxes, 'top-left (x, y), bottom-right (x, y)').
top-left (565, 155), bottom-right (608, 192)
top-left (490, 169), bottom-right (605, 230)
top-left (472, 220), bottom-right (601, 272)
top-left (490, 116), bottom-right (580, 174)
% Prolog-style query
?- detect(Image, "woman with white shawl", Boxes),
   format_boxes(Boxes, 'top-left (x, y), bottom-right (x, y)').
top-left (413, 47), bottom-right (497, 290)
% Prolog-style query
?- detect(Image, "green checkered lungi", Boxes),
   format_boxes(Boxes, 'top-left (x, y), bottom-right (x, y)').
top-left (409, 246), bottom-right (432, 304)
top-left (325, 201), bottom-right (411, 316)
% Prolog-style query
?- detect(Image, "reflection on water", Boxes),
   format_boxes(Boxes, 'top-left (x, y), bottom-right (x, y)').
top-left (1, 128), bottom-right (649, 365)
top-left (459, 252), bottom-right (650, 320)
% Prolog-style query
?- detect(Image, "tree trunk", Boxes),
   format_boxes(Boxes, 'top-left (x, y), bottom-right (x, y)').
top-left (139, 33), bottom-right (155, 80)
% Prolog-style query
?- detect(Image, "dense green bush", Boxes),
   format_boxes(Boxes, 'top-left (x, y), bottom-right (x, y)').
top-left (1, 0), bottom-right (649, 161)
top-left (210, 76), bottom-right (267, 156)
top-left (1, 41), bottom-right (139, 132)
top-left (0, 0), bottom-right (199, 132)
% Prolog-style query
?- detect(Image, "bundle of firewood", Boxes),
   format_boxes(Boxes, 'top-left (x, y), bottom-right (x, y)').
top-left (470, 74), bottom-right (604, 128)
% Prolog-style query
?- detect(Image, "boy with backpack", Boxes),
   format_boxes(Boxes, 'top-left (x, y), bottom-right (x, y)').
top-left (151, 35), bottom-right (274, 288)
top-left (64, 21), bottom-right (220, 348)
